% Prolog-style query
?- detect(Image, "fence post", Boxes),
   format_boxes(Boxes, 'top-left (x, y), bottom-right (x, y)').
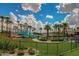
top-left (71, 39), bottom-right (72, 52)
top-left (75, 37), bottom-right (77, 48)
top-left (35, 42), bottom-right (37, 50)
top-left (60, 41), bottom-right (64, 56)
top-left (47, 43), bottom-right (48, 55)
top-left (56, 43), bottom-right (59, 56)
top-left (19, 40), bottom-right (21, 49)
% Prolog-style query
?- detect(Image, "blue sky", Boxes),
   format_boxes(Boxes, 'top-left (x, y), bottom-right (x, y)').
top-left (0, 3), bottom-right (69, 25)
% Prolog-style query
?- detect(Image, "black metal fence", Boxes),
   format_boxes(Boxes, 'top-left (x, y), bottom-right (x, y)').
top-left (20, 36), bottom-right (79, 56)
top-left (20, 32), bottom-right (79, 56)
top-left (1, 32), bottom-right (79, 56)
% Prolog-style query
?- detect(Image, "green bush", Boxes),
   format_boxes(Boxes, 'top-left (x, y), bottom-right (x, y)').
top-left (51, 39), bottom-right (63, 41)
top-left (0, 39), bottom-right (19, 51)
top-left (0, 53), bottom-right (2, 56)
top-left (9, 50), bottom-right (15, 54)
top-left (17, 50), bottom-right (24, 56)
top-left (39, 38), bottom-right (47, 41)
top-left (18, 44), bottom-right (25, 50)
top-left (28, 48), bottom-right (35, 55)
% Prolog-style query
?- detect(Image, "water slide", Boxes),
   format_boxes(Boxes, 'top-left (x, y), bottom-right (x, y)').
top-left (18, 31), bottom-right (34, 38)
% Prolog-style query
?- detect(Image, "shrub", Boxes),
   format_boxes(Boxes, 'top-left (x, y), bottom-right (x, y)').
top-left (0, 53), bottom-right (2, 56)
top-left (39, 38), bottom-right (47, 41)
top-left (7, 41), bottom-right (17, 51)
top-left (18, 45), bottom-right (23, 50)
top-left (24, 48), bottom-right (28, 50)
top-left (51, 39), bottom-right (64, 41)
top-left (28, 48), bottom-right (35, 55)
top-left (18, 45), bottom-right (25, 50)
top-left (0, 38), bottom-right (21, 52)
top-left (40, 37), bottom-right (48, 41)
top-left (9, 50), bottom-right (15, 54)
top-left (17, 50), bottom-right (24, 56)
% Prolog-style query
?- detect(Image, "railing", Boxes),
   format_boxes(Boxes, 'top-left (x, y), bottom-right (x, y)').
top-left (1, 32), bottom-right (79, 56)
top-left (21, 36), bottom-right (79, 56)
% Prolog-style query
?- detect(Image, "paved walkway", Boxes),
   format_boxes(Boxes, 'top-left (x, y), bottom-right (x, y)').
top-left (32, 38), bottom-right (61, 43)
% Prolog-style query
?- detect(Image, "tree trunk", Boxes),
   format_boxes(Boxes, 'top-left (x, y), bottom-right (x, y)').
top-left (6, 23), bottom-right (9, 37)
top-left (1, 20), bottom-right (3, 33)
top-left (47, 29), bottom-right (49, 40)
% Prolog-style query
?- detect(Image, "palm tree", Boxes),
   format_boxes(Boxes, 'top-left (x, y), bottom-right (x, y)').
top-left (62, 22), bottom-right (69, 36)
top-left (5, 16), bottom-right (10, 32)
top-left (0, 16), bottom-right (4, 32)
top-left (53, 24), bottom-right (58, 32)
top-left (53, 24), bottom-right (63, 40)
top-left (44, 25), bottom-right (51, 40)
top-left (53, 24), bottom-right (62, 32)
top-left (44, 25), bottom-right (51, 54)
top-left (8, 21), bottom-right (13, 37)
top-left (5, 16), bottom-right (13, 37)
top-left (62, 22), bottom-right (69, 41)
top-left (17, 20), bottom-right (20, 33)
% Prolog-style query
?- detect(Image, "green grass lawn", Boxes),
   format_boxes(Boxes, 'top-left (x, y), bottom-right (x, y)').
top-left (1, 33), bottom-right (79, 56)
top-left (16, 38), bottom-right (78, 56)
top-left (63, 48), bottom-right (79, 56)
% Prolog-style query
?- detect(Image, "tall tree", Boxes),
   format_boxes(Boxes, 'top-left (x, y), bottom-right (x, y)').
top-left (5, 16), bottom-right (13, 37)
top-left (8, 21), bottom-right (13, 37)
top-left (44, 25), bottom-right (51, 40)
top-left (0, 16), bottom-right (4, 32)
top-left (62, 22), bottom-right (69, 37)
top-left (53, 23), bottom-right (63, 40)
top-left (5, 16), bottom-right (10, 32)
top-left (62, 22), bottom-right (69, 41)
top-left (17, 20), bottom-right (20, 33)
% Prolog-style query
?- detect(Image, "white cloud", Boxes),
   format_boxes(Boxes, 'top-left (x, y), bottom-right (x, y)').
top-left (19, 14), bottom-right (37, 26)
top-left (46, 15), bottom-right (53, 19)
top-left (18, 14), bottom-right (46, 33)
top-left (37, 20), bottom-right (44, 28)
top-left (21, 3), bottom-right (41, 13)
top-left (63, 9), bottom-right (79, 28)
top-left (57, 3), bottom-right (79, 13)
top-left (9, 12), bottom-right (17, 23)
top-left (57, 11), bottom-right (60, 13)
top-left (58, 3), bottom-right (79, 28)
top-left (58, 3), bottom-right (73, 13)
top-left (15, 9), bottom-right (18, 12)
top-left (56, 5), bottom-right (60, 10)
top-left (54, 21), bottom-right (60, 24)
top-left (18, 14), bottom-right (44, 28)
top-left (45, 21), bottom-right (48, 25)
top-left (48, 22), bottom-right (51, 25)
top-left (57, 11), bottom-right (67, 14)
